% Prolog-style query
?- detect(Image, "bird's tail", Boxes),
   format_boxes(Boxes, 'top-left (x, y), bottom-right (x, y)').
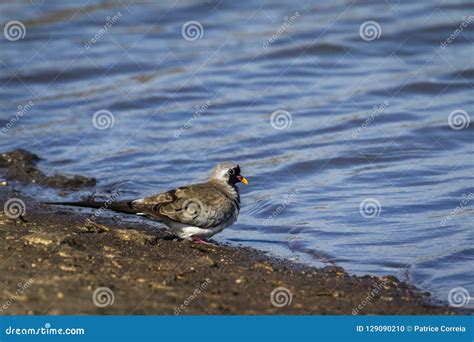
top-left (46, 200), bottom-right (137, 214)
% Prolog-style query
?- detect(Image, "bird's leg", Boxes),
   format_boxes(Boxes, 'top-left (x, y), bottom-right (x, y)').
top-left (191, 235), bottom-right (213, 245)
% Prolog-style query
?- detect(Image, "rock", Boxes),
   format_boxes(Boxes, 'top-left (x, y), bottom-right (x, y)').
top-left (22, 233), bottom-right (57, 245)
top-left (253, 262), bottom-right (274, 272)
top-left (115, 229), bottom-right (156, 245)
top-left (81, 221), bottom-right (110, 233)
top-left (59, 265), bottom-right (76, 272)
top-left (0, 149), bottom-right (96, 190)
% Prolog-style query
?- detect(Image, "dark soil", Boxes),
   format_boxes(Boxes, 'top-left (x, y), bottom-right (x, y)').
top-left (0, 192), bottom-right (466, 315)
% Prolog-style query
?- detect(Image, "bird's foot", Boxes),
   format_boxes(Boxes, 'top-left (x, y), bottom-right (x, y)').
top-left (191, 235), bottom-right (214, 245)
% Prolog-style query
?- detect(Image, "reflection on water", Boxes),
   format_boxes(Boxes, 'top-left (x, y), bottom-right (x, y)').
top-left (1, 0), bottom-right (473, 306)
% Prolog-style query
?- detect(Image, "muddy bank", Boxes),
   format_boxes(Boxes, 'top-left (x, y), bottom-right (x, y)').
top-left (0, 190), bottom-right (465, 315)
top-left (0, 149), bottom-right (96, 190)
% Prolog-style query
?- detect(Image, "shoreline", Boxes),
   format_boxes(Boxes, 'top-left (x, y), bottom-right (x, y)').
top-left (0, 190), bottom-right (466, 315)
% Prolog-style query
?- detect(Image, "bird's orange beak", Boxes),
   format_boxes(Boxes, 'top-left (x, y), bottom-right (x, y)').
top-left (236, 175), bottom-right (249, 185)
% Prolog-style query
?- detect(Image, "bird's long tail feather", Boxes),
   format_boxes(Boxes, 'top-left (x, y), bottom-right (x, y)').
top-left (46, 201), bottom-right (137, 214)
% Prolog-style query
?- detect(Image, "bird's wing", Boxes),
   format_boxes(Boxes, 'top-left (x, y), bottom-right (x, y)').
top-left (131, 183), bottom-right (235, 228)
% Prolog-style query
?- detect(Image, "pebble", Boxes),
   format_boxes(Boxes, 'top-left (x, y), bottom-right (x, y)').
top-left (253, 262), bottom-right (274, 272)
top-left (59, 265), bottom-right (76, 272)
top-left (22, 233), bottom-right (54, 245)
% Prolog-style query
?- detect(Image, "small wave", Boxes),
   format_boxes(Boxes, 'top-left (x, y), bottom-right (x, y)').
top-left (260, 42), bottom-right (347, 60)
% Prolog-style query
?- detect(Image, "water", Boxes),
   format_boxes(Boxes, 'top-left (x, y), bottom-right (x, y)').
top-left (1, 0), bottom-right (473, 306)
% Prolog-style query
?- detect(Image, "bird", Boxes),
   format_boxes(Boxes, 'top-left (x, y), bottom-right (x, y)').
top-left (47, 162), bottom-right (248, 243)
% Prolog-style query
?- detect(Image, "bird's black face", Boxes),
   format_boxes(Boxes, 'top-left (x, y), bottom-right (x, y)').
top-left (211, 162), bottom-right (249, 186)
top-left (226, 165), bottom-right (249, 186)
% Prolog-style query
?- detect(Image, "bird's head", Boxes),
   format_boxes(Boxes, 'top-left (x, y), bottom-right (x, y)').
top-left (210, 162), bottom-right (248, 187)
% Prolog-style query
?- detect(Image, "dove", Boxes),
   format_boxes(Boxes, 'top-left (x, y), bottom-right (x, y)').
top-left (47, 162), bottom-right (248, 243)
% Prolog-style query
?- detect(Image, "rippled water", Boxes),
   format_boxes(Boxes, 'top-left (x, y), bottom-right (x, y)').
top-left (1, 0), bottom-right (473, 306)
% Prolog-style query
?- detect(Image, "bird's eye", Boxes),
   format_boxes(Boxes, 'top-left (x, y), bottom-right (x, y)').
top-left (227, 168), bottom-right (235, 175)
